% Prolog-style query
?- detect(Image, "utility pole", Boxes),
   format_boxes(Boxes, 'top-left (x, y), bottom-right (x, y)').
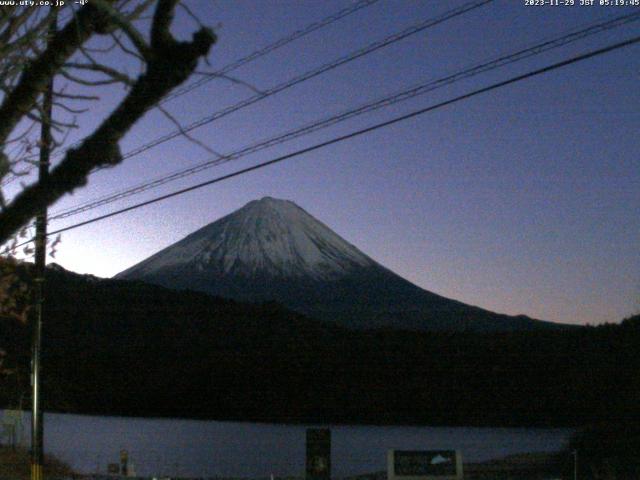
top-left (31, 11), bottom-right (56, 480)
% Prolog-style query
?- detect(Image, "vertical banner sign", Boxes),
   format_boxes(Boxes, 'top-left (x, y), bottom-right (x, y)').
top-left (306, 428), bottom-right (331, 480)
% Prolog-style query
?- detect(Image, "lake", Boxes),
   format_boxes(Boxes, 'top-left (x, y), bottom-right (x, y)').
top-left (1, 411), bottom-right (572, 478)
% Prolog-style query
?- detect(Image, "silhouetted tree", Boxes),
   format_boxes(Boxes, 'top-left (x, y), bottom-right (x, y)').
top-left (0, 0), bottom-right (216, 388)
top-left (0, 0), bottom-right (216, 245)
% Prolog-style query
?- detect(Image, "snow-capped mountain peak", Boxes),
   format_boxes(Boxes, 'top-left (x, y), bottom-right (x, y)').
top-left (116, 197), bottom-right (559, 332)
top-left (118, 197), bottom-right (375, 281)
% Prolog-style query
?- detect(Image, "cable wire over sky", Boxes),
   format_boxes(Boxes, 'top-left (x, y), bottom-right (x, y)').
top-left (4, 0), bottom-right (489, 182)
top-left (23, 33), bottom-right (636, 244)
top-left (114, 0), bottom-right (494, 163)
top-left (0, 0), bottom-right (383, 186)
top-left (47, 9), bottom-right (640, 222)
top-left (161, 0), bottom-right (383, 105)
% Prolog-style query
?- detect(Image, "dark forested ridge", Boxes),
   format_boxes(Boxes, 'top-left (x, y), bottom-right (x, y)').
top-left (1, 264), bottom-right (638, 428)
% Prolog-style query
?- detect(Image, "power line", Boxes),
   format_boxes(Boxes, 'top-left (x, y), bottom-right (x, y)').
top-left (7, 0), bottom-right (492, 186)
top-left (161, 0), bottom-right (383, 104)
top-left (48, 10), bottom-right (640, 221)
top-left (0, 0), bottom-right (382, 185)
top-left (29, 34), bottom-right (638, 244)
top-left (113, 0), bottom-right (494, 162)
top-left (2, 0), bottom-right (488, 189)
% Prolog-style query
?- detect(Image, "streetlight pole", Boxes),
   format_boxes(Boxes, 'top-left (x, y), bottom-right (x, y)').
top-left (572, 449), bottom-right (578, 480)
top-left (31, 11), bottom-right (55, 480)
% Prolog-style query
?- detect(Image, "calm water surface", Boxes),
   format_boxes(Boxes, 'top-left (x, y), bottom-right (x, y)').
top-left (2, 411), bottom-right (572, 477)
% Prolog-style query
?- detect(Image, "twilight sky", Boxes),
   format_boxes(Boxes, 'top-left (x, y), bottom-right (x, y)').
top-left (6, 0), bottom-right (639, 326)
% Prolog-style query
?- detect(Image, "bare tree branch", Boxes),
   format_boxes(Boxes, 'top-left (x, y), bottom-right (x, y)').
top-left (157, 104), bottom-right (224, 158)
top-left (0, 3), bottom-right (114, 147)
top-left (91, 0), bottom-right (153, 59)
top-left (64, 61), bottom-right (135, 86)
top-left (194, 70), bottom-right (265, 95)
top-left (0, 1), bottom-right (216, 244)
top-left (53, 90), bottom-right (100, 101)
top-left (111, 30), bottom-right (145, 61)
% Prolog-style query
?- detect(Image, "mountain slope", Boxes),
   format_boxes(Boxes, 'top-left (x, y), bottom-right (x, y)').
top-left (116, 197), bottom-right (561, 332)
top-left (117, 197), bottom-right (375, 281)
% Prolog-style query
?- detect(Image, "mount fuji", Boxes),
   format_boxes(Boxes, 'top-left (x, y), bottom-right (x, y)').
top-left (116, 197), bottom-right (559, 332)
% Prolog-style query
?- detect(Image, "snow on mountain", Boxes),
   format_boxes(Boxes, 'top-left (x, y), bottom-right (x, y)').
top-left (118, 197), bottom-right (375, 281)
top-left (116, 197), bottom-right (561, 332)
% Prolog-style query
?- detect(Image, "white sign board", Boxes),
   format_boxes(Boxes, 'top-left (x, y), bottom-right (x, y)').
top-left (387, 450), bottom-right (463, 480)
